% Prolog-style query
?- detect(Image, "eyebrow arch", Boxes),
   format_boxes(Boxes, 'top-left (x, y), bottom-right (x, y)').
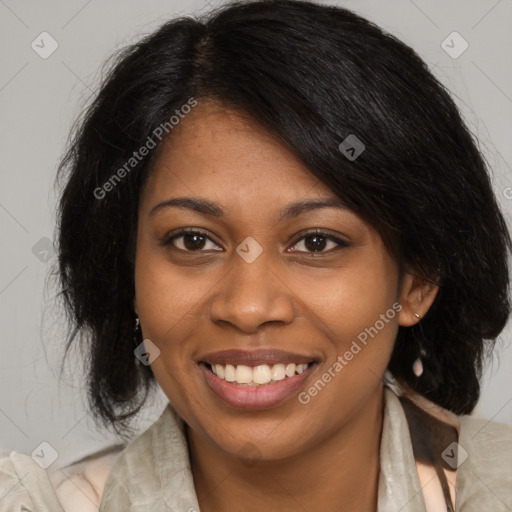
top-left (148, 196), bottom-right (349, 221)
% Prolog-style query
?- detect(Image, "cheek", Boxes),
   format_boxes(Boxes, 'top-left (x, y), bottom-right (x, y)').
top-left (133, 252), bottom-right (206, 420)
top-left (133, 254), bottom-right (189, 383)
top-left (296, 249), bottom-right (400, 413)
top-left (134, 243), bottom-right (213, 340)
top-left (133, 244), bottom-right (223, 408)
top-left (303, 250), bottom-right (399, 351)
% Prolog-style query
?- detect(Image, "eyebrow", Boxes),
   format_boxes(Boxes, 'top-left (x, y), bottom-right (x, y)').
top-left (148, 196), bottom-right (348, 222)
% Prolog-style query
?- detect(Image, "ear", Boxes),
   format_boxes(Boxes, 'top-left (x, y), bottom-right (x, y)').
top-left (397, 271), bottom-right (439, 327)
top-left (133, 296), bottom-right (139, 315)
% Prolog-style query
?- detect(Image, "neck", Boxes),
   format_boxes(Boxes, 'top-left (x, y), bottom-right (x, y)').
top-left (187, 386), bottom-right (384, 512)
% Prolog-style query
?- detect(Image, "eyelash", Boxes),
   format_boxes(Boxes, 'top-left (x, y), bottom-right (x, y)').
top-left (162, 228), bottom-right (349, 255)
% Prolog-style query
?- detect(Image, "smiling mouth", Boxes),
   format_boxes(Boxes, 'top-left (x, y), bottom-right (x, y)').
top-left (202, 362), bottom-right (316, 386)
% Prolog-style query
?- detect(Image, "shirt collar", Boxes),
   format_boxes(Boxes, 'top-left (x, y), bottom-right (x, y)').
top-left (100, 386), bottom-right (425, 511)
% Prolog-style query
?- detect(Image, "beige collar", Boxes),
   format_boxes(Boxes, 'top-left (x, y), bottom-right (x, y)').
top-left (98, 386), bottom-right (432, 511)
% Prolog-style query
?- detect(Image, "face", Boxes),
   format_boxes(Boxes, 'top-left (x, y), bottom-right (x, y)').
top-left (133, 100), bottom-right (433, 461)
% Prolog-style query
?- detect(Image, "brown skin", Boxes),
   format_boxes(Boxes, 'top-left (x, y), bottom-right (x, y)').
top-left (133, 100), bottom-right (438, 511)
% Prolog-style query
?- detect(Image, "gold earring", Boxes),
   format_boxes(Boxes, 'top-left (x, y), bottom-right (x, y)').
top-left (414, 313), bottom-right (421, 321)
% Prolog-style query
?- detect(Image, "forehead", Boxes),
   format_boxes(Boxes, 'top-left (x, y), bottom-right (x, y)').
top-left (140, 100), bottom-right (335, 211)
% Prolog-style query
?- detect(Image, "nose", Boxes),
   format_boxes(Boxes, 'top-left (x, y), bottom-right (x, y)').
top-left (209, 249), bottom-right (295, 333)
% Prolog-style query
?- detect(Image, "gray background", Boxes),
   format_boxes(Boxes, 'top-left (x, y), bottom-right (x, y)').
top-left (1, 0), bottom-right (511, 469)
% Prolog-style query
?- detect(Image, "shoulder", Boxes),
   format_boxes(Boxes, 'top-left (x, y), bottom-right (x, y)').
top-left (48, 444), bottom-right (125, 512)
top-left (456, 415), bottom-right (512, 508)
top-left (0, 445), bottom-right (124, 512)
top-left (458, 414), bottom-right (512, 465)
top-left (0, 450), bottom-right (65, 511)
top-left (459, 414), bottom-right (512, 442)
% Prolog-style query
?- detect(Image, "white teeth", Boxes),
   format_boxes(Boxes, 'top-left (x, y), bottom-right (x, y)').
top-left (208, 362), bottom-right (311, 385)
top-left (285, 363), bottom-right (296, 377)
top-left (253, 365), bottom-right (272, 384)
top-left (271, 363), bottom-right (286, 381)
top-left (224, 364), bottom-right (236, 382)
top-left (235, 365), bottom-right (253, 384)
top-left (296, 364), bottom-right (307, 375)
top-left (215, 364), bottom-right (225, 379)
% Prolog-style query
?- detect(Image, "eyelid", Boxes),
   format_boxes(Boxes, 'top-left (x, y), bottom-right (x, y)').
top-left (288, 228), bottom-right (350, 249)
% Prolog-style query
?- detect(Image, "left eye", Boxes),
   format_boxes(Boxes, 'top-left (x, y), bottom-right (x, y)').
top-left (288, 233), bottom-right (347, 253)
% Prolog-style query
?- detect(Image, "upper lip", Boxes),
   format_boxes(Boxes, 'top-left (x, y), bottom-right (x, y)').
top-left (199, 348), bottom-right (318, 367)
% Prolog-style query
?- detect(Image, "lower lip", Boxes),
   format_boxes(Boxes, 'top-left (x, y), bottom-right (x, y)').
top-left (200, 363), bottom-right (316, 410)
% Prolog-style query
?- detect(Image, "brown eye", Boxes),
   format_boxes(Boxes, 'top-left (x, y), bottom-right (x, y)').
top-left (163, 229), bottom-right (222, 252)
top-left (288, 232), bottom-right (348, 254)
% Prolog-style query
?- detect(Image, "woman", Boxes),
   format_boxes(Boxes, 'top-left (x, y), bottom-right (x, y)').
top-left (1, 1), bottom-right (511, 510)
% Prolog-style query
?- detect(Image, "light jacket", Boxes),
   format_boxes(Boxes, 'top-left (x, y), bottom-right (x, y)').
top-left (1, 386), bottom-right (511, 511)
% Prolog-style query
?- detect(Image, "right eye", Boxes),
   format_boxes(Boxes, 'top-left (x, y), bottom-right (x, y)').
top-left (162, 229), bottom-right (223, 252)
